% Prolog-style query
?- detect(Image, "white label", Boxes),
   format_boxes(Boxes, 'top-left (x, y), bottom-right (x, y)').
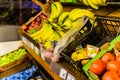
top-left (22, 36), bottom-right (27, 44)
top-left (41, 52), bottom-right (45, 61)
top-left (26, 39), bottom-right (31, 47)
top-left (67, 73), bottom-right (75, 80)
top-left (35, 47), bottom-right (39, 55)
top-left (30, 43), bottom-right (34, 50)
top-left (59, 68), bottom-right (67, 79)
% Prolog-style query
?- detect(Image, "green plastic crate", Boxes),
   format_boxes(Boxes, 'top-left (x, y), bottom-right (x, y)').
top-left (82, 35), bottom-right (120, 80)
top-left (60, 0), bottom-right (73, 2)
top-left (59, 0), bottom-right (83, 5)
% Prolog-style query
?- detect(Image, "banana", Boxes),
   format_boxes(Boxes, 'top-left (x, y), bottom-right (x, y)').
top-left (69, 9), bottom-right (94, 21)
top-left (42, 24), bottom-right (55, 41)
top-left (89, 0), bottom-right (106, 6)
top-left (50, 22), bottom-right (63, 31)
top-left (33, 22), bottom-right (54, 41)
top-left (52, 32), bottom-right (61, 41)
top-left (72, 18), bottom-right (88, 33)
top-left (88, 0), bottom-right (99, 9)
top-left (48, 2), bottom-right (63, 22)
top-left (88, 0), bottom-right (99, 5)
top-left (31, 23), bottom-right (45, 38)
top-left (69, 8), bottom-right (83, 20)
top-left (82, 0), bottom-right (89, 6)
top-left (89, 19), bottom-right (98, 27)
top-left (57, 30), bottom-right (65, 37)
top-left (71, 52), bottom-right (79, 61)
top-left (72, 10), bottom-right (94, 21)
top-left (32, 22), bottom-right (48, 40)
top-left (58, 11), bottom-right (70, 25)
top-left (71, 48), bottom-right (87, 61)
top-left (53, 2), bottom-right (63, 18)
top-left (62, 18), bottom-right (73, 30)
top-left (48, 2), bottom-right (58, 22)
top-left (72, 18), bottom-right (82, 27)
top-left (43, 40), bottom-right (52, 50)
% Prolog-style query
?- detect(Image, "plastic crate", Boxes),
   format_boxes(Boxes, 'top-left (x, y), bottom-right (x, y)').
top-left (106, 0), bottom-right (120, 5)
top-left (60, 16), bottom-right (120, 72)
top-left (97, 16), bottom-right (120, 36)
top-left (82, 35), bottom-right (120, 80)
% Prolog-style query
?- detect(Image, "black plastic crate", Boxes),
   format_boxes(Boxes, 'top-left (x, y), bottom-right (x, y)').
top-left (60, 16), bottom-right (120, 72)
top-left (107, 0), bottom-right (120, 5)
top-left (97, 16), bottom-right (120, 36)
top-left (106, 0), bottom-right (120, 8)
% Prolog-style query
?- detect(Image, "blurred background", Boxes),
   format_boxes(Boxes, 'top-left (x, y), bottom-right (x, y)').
top-left (0, 0), bottom-right (42, 25)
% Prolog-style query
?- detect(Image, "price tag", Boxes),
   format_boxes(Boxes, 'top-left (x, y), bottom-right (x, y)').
top-left (22, 36), bottom-right (27, 44)
top-left (35, 47), bottom-right (39, 55)
top-left (26, 39), bottom-right (31, 47)
top-left (30, 43), bottom-right (34, 50)
top-left (67, 73), bottom-right (75, 80)
top-left (59, 68), bottom-right (67, 79)
top-left (41, 52), bottom-right (45, 61)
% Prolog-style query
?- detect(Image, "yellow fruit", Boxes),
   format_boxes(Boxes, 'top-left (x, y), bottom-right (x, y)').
top-left (81, 59), bottom-right (90, 65)
top-left (71, 52), bottom-right (78, 61)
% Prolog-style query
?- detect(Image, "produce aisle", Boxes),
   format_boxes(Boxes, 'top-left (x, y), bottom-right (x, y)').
top-left (0, 0), bottom-right (120, 80)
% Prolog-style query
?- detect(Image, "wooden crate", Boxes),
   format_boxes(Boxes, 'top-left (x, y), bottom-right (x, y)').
top-left (0, 52), bottom-right (29, 72)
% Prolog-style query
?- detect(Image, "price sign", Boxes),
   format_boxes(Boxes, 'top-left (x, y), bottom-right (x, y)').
top-left (67, 73), bottom-right (75, 80)
top-left (59, 68), bottom-right (67, 79)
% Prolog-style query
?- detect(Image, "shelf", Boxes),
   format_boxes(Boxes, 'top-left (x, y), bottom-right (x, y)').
top-left (50, 61), bottom-right (88, 80)
top-left (22, 41), bottom-right (62, 80)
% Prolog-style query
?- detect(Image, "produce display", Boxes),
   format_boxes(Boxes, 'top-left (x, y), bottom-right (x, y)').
top-left (0, 48), bottom-right (27, 67)
top-left (21, 2), bottom-right (97, 52)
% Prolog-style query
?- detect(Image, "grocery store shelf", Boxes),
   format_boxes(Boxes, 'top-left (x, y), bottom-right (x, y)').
top-left (22, 42), bottom-right (62, 80)
top-left (50, 61), bottom-right (88, 80)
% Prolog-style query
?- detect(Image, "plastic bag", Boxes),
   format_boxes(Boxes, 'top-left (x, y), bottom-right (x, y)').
top-left (51, 17), bottom-right (89, 62)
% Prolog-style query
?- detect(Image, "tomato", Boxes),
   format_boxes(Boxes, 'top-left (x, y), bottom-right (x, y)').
top-left (89, 59), bottom-right (106, 75)
top-left (115, 77), bottom-right (120, 80)
top-left (118, 69), bottom-right (120, 75)
top-left (107, 60), bottom-right (120, 72)
top-left (116, 54), bottom-right (120, 62)
top-left (21, 24), bottom-right (27, 30)
top-left (102, 70), bottom-right (119, 80)
top-left (101, 52), bottom-right (115, 63)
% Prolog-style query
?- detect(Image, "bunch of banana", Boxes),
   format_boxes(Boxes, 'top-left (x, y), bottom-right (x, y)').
top-left (69, 8), bottom-right (94, 21)
top-left (69, 8), bottom-right (97, 27)
top-left (30, 21), bottom-right (54, 42)
top-left (42, 31), bottom-right (62, 50)
top-left (61, 18), bottom-right (73, 30)
top-left (30, 20), bottom-right (63, 50)
top-left (49, 22), bottom-right (65, 37)
top-left (58, 11), bottom-right (70, 25)
top-left (81, 0), bottom-right (107, 9)
top-left (71, 48), bottom-right (89, 65)
top-left (48, 2), bottom-right (63, 23)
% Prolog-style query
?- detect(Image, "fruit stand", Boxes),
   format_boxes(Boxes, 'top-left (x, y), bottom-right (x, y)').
top-left (0, 0), bottom-right (120, 80)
